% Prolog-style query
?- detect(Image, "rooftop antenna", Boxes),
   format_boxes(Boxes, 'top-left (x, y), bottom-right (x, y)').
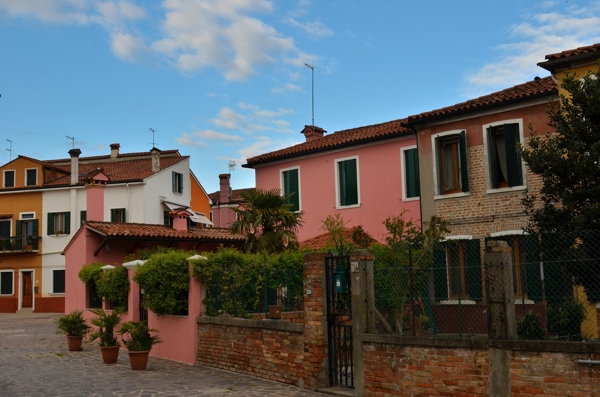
top-left (228, 160), bottom-right (236, 173)
top-left (66, 135), bottom-right (75, 149)
top-left (6, 139), bottom-right (12, 161)
top-left (149, 128), bottom-right (158, 148)
top-left (304, 63), bottom-right (315, 138)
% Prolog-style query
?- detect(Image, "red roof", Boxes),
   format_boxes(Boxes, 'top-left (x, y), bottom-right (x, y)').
top-left (45, 149), bottom-right (181, 164)
top-left (407, 76), bottom-right (557, 124)
top-left (84, 220), bottom-right (245, 242)
top-left (299, 227), bottom-right (377, 251)
top-left (208, 188), bottom-right (255, 206)
top-left (244, 119), bottom-right (411, 167)
top-left (538, 43), bottom-right (600, 72)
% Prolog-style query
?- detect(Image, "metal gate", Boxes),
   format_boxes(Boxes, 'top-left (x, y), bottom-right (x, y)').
top-left (325, 254), bottom-right (354, 388)
top-left (139, 288), bottom-right (148, 322)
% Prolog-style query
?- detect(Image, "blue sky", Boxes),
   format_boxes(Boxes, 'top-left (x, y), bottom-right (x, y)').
top-left (1, 1), bottom-right (600, 194)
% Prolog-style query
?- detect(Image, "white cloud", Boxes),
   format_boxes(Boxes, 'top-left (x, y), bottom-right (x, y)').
top-left (92, 0), bottom-right (146, 28)
top-left (465, 5), bottom-right (600, 95)
top-left (176, 133), bottom-right (209, 149)
top-left (210, 103), bottom-right (294, 133)
top-left (192, 130), bottom-right (244, 141)
top-left (0, 0), bottom-right (90, 24)
top-left (111, 32), bottom-right (149, 61)
top-left (287, 18), bottom-right (334, 38)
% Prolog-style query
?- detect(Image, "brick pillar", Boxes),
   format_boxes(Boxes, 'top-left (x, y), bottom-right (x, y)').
top-left (302, 252), bottom-right (329, 389)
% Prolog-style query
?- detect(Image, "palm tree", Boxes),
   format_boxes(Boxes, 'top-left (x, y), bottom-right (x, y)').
top-left (230, 188), bottom-right (303, 254)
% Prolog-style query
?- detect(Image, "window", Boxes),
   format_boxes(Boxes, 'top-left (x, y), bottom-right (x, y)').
top-left (87, 282), bottom-right (102, 309)
top-left (0, 270), bottom-right (13, 295)
top-left (25, 168), bottom-right (37, 186)
top-left (402, 147), bottom-right (420, 199)
top-left (3, 170), bottom-right (14, 188)
top-left (53, 270), bottom-right (65, 294)
top-left (485, 122), bottom-right (523, 189)
top-left (172, 171), bottom-right (183, 194)
top-left (80, 210), bottom-right (86, 225)
top-left (434, 131), bottom-right (469, 195)
top-left (336, 157), bottom-right (359, 207)
top-left (47, 212), bottom-right (70, 235)
top-left (281, 167), bottom-right (300, 212)
top-left (433, 238), bottom-right (482, 302)
top-left (486, 233), bottom-right (541, 301)
top-left (16, 214), bottom-right (38, 250)
top-left (0, 220), bottom-right (11, 246)
top-left (110, 208), bottom-right (126, 223)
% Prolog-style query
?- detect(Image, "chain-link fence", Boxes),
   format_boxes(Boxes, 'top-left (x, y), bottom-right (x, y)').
top-left (372, 232), bottom-right (600, 341)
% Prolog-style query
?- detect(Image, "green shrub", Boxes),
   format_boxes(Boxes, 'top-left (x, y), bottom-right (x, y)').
top-left (517, 311), bottom-right (546, 340)
top-left (547, 298), bottom-right (586, 341)
top-left (133, 249), bottom-right (194, 316)
top-left (96, 266), bottom-right (129, 312)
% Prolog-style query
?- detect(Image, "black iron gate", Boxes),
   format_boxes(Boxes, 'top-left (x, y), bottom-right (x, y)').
top-left (325, 254), bottom-right (354, 388)
top-left (139, 288), bottom-right (148, 322)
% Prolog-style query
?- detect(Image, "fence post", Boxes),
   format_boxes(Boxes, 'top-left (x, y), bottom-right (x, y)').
top-left (350, 249), bottom-right (374, 397)
top-left (484, 240), bottom-right (516, 397)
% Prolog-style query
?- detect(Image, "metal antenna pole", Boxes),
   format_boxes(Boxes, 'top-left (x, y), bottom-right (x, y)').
top-left (6, 139), bottom-right (12, 161)
top-left (149, 128), bottom-right (158, 148)
top-left (304, 63), bottom-right (315, 137)
top-left (66, 136), bottom-right (75, 149)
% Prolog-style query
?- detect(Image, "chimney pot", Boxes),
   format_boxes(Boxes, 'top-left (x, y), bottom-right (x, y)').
top-left (301, 125), bottom-right (326, 142)
top-left (69, 148), bottom-right (81, 185)
top-left (151, 147), bottom-right (160, 172)
top-left (110, 143), bottom-right (120, 158)
top-left (219, 174), bottom-right (231, 204)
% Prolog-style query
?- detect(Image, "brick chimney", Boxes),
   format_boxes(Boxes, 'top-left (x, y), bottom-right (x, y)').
top-left (151, 147), bottom-right (160, 172)
top-left (170, 208), bottom-right (192, 231)
top-left (110, 143), bottom-right (120, 158)
top-left (84, 168), bottom-right (109, 222)
top-left (69, 148), bottom-right (81, 185)
top-left (219, 174), bottom-right (231, 204)
top-left (301, 125), bottom-right (326, 142)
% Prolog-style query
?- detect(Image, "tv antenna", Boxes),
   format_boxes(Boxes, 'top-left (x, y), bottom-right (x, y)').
top-left (304, 63), bottom-right (315, 137)
top-left (228, 160), bottom-right (236, 173)
top-left (66, 135), bottom-right (75, 149)
top-left (6, 139), bottom-right (12, 161)
top-left (149, 128), bottom-right (158, 148)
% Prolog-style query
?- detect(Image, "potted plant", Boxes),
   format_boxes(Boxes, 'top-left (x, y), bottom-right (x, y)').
top-left (118, 320), bottom-right (162, 370)
top-left (89, 308), bottom-right (122, 364)
top-left (55, 310), bottom-right (91, 351)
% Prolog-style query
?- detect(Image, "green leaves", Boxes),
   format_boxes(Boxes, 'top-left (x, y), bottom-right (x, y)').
top-left (96, 266), bottom-right (129, 312)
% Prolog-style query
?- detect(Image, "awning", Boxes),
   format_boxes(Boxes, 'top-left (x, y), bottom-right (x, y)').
top-left (163, 201), bottom-right (188, 211)
top-left (163, 201), bottom-right (213, 226)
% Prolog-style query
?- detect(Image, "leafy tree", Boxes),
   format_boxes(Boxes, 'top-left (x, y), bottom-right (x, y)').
top-left (230, 189), bottom-right (303, 254)
top-left (521, 68), bottom-right (600, 233)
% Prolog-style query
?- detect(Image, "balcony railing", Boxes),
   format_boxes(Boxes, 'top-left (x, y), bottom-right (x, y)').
top-left (0, 236), bottom-right (40, 253)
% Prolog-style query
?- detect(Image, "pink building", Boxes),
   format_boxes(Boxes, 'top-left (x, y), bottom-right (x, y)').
top-left (208, 173), bottom-right (254, 228)
top-left (244, 124), bottom-right (421, 243)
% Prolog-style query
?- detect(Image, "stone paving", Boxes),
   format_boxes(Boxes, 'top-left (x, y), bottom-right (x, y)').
top-left (0, 313), bottom-right (327, 397)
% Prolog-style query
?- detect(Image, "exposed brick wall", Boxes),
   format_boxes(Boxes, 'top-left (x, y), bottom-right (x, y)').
top-left (250, 311), bottom-right (304, 323)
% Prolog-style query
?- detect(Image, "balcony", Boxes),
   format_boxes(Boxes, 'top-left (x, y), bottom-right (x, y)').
top-left (0, 236), bottom-right (40, 255)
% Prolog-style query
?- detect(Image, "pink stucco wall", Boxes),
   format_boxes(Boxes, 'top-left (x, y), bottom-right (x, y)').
top-left (210, 204), bottom-right (237, 229)
top-left (254, 136), bottom-right (421, 242)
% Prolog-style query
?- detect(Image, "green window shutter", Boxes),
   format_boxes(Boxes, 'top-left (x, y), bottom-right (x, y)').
top-left (459, 131), bottom-right (469, 192)
top-left (47, 213), bottom-right (54, 235)
top-left (464, 239), bottom-right (482, 301)
top-left (64, 212), bottom-right (71, 234)
top-left (32, 220), bottom-right (39, 250)
top-left (405, 148), bottom-right (420, 198)
top-left (15, 220), bottom-right (22, 250)
top-left (487, 127), bottom-right (499, 188)
top-left (283, 169), bottom-right (299, 212)
top-left (80, 211), bottom-right (86, 225)
top-left (522, 234), bottom-right (542, 301)
top-left (121, 208), bottom-right (126, 223)
top-left (504, 123), bottom-right (523, 187)
top-left (110, 209), bottom-right (116, 222)
top-left (339, 159), bottom-right (358, 206)
top-left (434, 137), bottom-right (442, 195)
top-left (433, 244), bottom-right (448, 302)
top-left (178, 173), bottom-right (183, 193)
top-left (172, 171), bottom-right (176, 193)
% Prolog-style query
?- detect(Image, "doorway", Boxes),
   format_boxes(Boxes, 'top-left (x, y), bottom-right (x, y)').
top-left (22, 271), bottom-right (33, 308)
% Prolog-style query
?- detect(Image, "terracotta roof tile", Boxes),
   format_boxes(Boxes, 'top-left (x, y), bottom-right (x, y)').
top-left (208, 188), bottom-right (256, 205)
top-left (299, 227), bottom-right (377, 251)
top-left (244, 119), bottom-right (411, 167)
top-left (538, 43), bottom-right (600, 72)
top-left (407, 76), bottom-right (557, 124)
top-left (84, 221), bottom-right (245, 242)
top-left (542, 43), bottom-right (600, 62)
top-left (45, 149), bottom-right (180, 164)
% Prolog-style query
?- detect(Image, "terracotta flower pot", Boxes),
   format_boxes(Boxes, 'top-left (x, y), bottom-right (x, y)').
top-left (100, 346), bottom-right (120, 364)
top-left (67, 336), bottom-right (83, 351)
top-left (128, 351), bottom-right (150, 370)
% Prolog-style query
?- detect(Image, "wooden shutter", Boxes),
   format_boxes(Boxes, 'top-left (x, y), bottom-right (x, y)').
top-left (32, 220), bottom-right (38, 250)
top-left (487, 127), bottom-right (499, 188)
top-left (433, 244), bottom-right (448, 302)
top-left (284, 169), bottom-right (299, 212)
top-left (120, 209), bottom-right (126, 222)
top-left (339, 159), bottom-right (358, 206)
top-left (111, 209), bottom-right (116, 222)
top-left (405, 148), bottom-right (420, 198)
top-left (464, 239), bottom-right (482, 301)
top-left (172, 171), bottom-right (176, 193)
top-left (434, 137), bottom-right (442, 195)
top-left (80, 211), bottom-right (86, 225)
top-left (47, 213), bottom-right (54, 235)
top-left (64, 212), bottom-right (71, 234)
top-left (504, 123), bottom-right (523, 187)
top-left (15, 221), bottom-right (22, 250)
top-left (459, 131), bottom-right (469, 192)
top-left (178, 173), bottom-right (183, 193)
top-left (522, 234), bottom-right (542, 301)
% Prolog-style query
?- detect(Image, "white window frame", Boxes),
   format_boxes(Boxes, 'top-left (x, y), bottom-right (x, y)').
top-left (20, 212), bottom-right (35, 220)
top-left (334, 155), bottom-right (361, 209)
top-left (280, 166), bottom-right (302, 212)
top-left (0, 270), bottom-right (14, 296)
top-left (438, 235), bottom-right (477, 305)
top-left (401, 145), bottom-right (420, 201)
top-left (431, 130), bottom-right (470, 200)
top-left (3, 169), bottom-right (15, 188)
top-left (24, 168), bottom-right (37, 186)
top-left (482, 118), bottom-right (527, 194)
top-left (173, 171), bottom-right (184, 194)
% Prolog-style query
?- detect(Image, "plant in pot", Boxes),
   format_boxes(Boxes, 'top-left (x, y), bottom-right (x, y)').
top-left (89, 308), bottom-right (122, 364)
top-left (55, 310), bottom-right (91, 351)
top-left (118, 320), bottom-right (162, 370)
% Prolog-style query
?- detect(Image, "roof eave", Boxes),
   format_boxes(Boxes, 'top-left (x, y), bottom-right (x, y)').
top-left (538, 52), bottom-right (600, 73)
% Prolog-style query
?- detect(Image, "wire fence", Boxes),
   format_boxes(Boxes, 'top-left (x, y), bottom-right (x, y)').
top-left (372, 232), bottom-right (600, 341)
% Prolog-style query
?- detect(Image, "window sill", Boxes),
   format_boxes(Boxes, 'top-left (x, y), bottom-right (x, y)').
top-left (336, 203), bottom-right (361, 210)
top-left (48, 293), bottom-right (65, 296)
top-left (49, 234), bottom-right (68, 237)
top-left (434, 192), bottom-right (470, 201)
top-left (437, 299), bottom-right (477, 305)
top-left (514, 299), bottom-right (534, 304)
top-left (486, 185), bottom-right (527, 195)
top-left (0, 294), bottom-right (14, 297)
top-left (402, 196), bottom-right (420, 202)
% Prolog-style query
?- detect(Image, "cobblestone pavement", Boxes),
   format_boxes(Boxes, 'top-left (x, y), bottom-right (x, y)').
top-left (0, 313), bottom-right (327, 397)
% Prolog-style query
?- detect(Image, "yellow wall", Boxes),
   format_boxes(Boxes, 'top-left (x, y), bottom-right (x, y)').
top-left (189, 173), bottom-right (211, 220)
top-left (0, 157), bottom-right (45, 188)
